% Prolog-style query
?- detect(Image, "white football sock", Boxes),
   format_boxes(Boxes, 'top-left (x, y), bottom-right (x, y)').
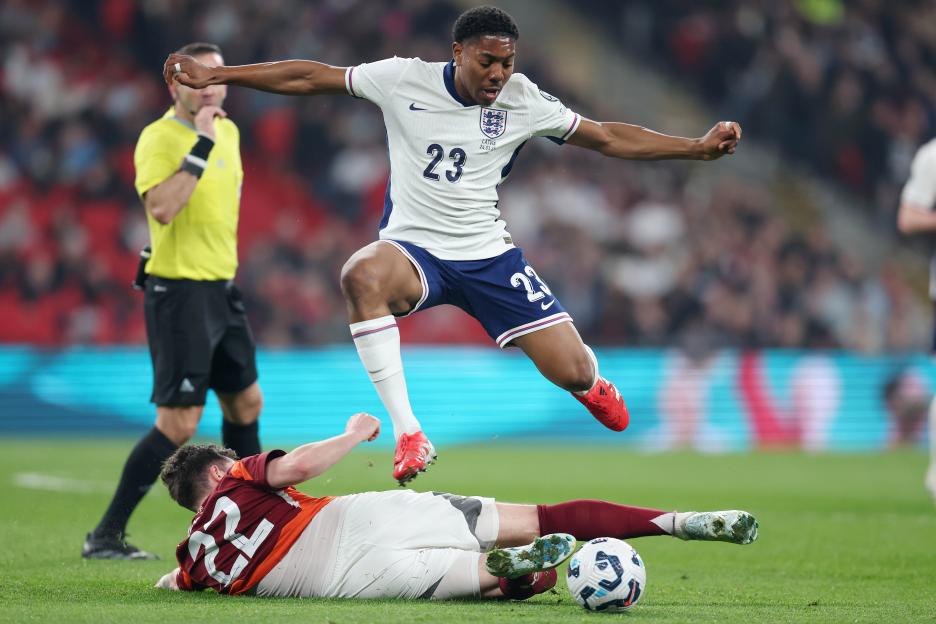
top-left (350, 316), bottom-right (421, 440)
top-left (650, 511), bottom-right (678, 536)
top-left (572, 344), bottom-right (600, 397)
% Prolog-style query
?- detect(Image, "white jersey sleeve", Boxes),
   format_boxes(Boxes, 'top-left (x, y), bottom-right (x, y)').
top-left (345, 57), bottom-right (414, 106)
top-left (521, 77), bottom-right (581, 143)
top-left (901, 139), bottom-right (936, 211)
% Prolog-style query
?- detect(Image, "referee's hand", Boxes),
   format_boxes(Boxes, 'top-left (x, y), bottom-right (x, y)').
top-left (164, 53), bottom-right (212, 88)
top-left (194, 106), bottom-right (226, 140)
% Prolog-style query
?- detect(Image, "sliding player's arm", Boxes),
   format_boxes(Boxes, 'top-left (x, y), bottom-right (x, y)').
top-left (264, 413), bottom-right (381, 489)
top-left (164, 54), bottom-right (348, 95)
top-left (567, 119), bottom-right (741, 161)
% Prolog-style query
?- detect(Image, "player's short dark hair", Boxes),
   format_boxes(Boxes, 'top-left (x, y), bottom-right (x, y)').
top-left (452, 6), bottom-right (519, 43)
top-left (160, 444), bottom-right (237, 512)
top-left (175, 41), bottom-right (223, 57)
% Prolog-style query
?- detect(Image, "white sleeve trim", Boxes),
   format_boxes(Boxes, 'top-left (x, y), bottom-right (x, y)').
top-left (345, 66), bottom-right (358, 97)
top-left (560, 113), bottom-right (581, 141)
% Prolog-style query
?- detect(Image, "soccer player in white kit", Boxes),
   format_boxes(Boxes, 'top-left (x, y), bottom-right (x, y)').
top-left (164, 7), bottom-right (743, 485)
top-left (897, 136), bottom-right (936, 504)
top-left (155, 413), bottom-right (758, 601)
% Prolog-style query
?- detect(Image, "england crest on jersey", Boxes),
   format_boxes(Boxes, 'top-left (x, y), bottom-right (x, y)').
top-left (480, 108), bottom-right (508, 139)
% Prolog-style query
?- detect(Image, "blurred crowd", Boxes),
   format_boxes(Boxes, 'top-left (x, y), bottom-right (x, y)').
top-left (0, 0), bottom-right (929, 351)
top-left (583, 0), bottom-right (936, 227)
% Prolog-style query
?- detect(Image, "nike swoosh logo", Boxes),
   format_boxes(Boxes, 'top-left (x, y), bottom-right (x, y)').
top-left (541, 299), bottom-right (556, 310)
top-left (409, 103), bottom-right (427, 111)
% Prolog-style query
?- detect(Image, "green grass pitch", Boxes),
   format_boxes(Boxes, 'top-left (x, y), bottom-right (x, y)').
top-left (2, 439), bottom-right (935, 623)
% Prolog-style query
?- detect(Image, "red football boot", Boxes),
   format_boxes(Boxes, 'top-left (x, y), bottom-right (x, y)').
top-left (497, 569), bottom-right (558, 600)
top-left (573, 377), bottom-right (629, 431)
top-left (392, 430), bottom-right (436, 486)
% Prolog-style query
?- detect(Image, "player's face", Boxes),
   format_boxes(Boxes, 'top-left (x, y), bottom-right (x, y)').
top-left (453, 36), bottom-right (516, 106)
top-left (171, 52), bottom-right (228, 116)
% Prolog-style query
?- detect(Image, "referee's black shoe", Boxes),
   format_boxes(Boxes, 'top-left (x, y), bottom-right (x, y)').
top-left (82, 531), bottom-right (159, 560)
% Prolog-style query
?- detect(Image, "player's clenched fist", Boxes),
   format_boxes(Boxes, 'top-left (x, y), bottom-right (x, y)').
top-left (164, 53), bottom-right (213, 88)
top-left (698, 121), bottom-right (742, 160)
top-left (346, 412), bottom-right (381, 442)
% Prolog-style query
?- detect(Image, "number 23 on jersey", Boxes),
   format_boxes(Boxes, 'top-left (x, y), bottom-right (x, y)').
top-left (423, 143), bottom-right (467, 183)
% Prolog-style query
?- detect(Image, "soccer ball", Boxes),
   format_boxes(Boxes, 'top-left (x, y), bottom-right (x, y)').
top-left (565, 538), bottom-right (646, 612)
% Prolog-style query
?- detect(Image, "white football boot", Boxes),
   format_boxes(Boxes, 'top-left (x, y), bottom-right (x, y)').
top-left (675, 510), bottom-right (758, 545)
top-left (485, 533), bottom-right (576, 579)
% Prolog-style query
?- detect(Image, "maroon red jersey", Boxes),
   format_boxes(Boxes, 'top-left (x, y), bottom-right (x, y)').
top-left (175, 450), bottom-right (334, 595)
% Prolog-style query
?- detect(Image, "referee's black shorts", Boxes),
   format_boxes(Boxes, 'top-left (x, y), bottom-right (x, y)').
top-left (144, 277), bottom-right (259, 407)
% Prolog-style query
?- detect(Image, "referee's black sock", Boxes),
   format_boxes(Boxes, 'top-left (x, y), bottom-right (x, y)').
top-left (93, 427), bottom-right (177, 538)
top-left (222, 420), bottom-right (261, 458)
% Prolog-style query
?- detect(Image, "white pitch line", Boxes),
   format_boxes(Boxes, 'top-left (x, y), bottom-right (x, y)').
top-left (12, 472), bottom-right (111, 494)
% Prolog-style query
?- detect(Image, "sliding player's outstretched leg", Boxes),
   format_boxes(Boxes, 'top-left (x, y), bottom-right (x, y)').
top-left (496, 500), bottom-right (758, 546)
top-left (341, 241), bottom-right (436, 485)
top-left (512, 323), bottom-right (629, 431)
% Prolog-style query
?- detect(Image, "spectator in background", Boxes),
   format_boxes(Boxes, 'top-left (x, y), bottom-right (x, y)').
top-left (882, 369), bottom-right (929, 449)
top-left (82, 42), bottom-right (264, 560)
top-left (0, 0), bottom-right (929, 355)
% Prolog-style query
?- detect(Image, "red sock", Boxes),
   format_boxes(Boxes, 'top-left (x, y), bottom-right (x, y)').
top-left (537, 500), bottom-right (671, 540)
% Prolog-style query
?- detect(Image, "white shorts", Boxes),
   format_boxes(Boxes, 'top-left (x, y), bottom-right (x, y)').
top-left (256, 490), bottom-right (498, 600)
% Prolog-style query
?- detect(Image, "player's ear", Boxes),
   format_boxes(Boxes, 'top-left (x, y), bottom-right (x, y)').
top-left (453, 42), bottom-right (462, 66)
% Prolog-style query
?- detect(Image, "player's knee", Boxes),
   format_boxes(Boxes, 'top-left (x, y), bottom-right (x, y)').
top-left (340, 257), bottom-right (384, 304)
top-left (237, 386), bottom-right (263, 424)
top-left (157, 412), bottom-right (200, 445)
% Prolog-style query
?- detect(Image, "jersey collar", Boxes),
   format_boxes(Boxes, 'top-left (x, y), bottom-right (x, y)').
top-left (443, 60), bottom-right (474, 108)
top-left (163, 106), bottom-right (195, 130)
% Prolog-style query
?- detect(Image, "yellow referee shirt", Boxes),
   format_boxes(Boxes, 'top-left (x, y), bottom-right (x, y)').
top-left (134, 108), bottom-right (243, 280)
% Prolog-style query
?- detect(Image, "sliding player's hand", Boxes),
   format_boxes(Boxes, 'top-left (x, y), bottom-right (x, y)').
top-left (346, 412), bottom-right (381, 442)
top-left (164, 53), bottom-right (213, 88)
top-left (155, 568), bottom-right (180, 590)
top-left (699, 121), bottom-right (742, 160)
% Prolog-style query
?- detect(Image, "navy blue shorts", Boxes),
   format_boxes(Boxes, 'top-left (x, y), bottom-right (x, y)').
top-left (386, 240), bottom-right (573, 348)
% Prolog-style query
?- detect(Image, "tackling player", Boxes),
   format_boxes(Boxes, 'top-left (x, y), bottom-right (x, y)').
top-left (155, 413), bottom-right (758, 600)
top-left (162, 6), bottom-right (743, 485)
top-left (896, 135), bottom-right (936, 504)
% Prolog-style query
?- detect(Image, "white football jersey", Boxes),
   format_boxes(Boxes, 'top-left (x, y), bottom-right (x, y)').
top-left (901, 138), bottom-right (936, 298)
top-left (345, 57), bottom-right (581, 260)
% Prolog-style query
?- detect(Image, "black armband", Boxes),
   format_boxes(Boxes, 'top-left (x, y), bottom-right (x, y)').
top-left (180, 134), bottom-right (215, 179)
top-left (190, 134), bottom-right (214, 160)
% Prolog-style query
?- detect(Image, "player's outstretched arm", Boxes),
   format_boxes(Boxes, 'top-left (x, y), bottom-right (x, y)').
top-left (265, 413), bottom-right (381, 489)
top-left (567, 119), bottom-right (741, 161)
top-left (163, 54), bottom-right (348, 96)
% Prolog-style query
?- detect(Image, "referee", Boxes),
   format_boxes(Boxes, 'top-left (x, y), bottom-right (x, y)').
top-left (83, 42), bottom-right (264, 559)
